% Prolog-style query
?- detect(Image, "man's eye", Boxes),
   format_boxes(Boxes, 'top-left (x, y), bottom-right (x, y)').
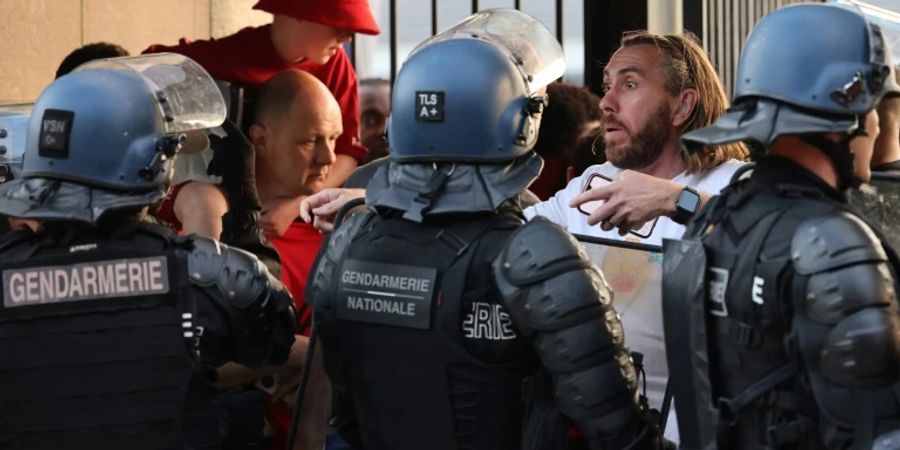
top-left (362, 112), bottom-right (385, 127)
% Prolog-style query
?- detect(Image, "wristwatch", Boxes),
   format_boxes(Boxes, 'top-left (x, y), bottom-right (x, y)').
top-left (672, 186), bottom-right (701, 225)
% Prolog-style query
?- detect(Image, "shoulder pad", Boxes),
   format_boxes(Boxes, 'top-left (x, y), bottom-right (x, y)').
top-left (327, 211), bottom-right (373, 264)
top-left (495, 216), bottom-right (591, 287)
top-left (187, 236), bottom-right (270, 308)
top-left (791, 211), bottom-right (887, 275)
top-left (306, 211), bottom-right (373, 309)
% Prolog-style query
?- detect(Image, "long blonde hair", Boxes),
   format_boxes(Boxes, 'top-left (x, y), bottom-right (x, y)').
top-left (620, 31), bottom-right (749, 172)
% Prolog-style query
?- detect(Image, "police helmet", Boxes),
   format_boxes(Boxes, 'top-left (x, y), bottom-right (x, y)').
top-left (387, 9), bottom-right (565, 162)
top-left (682, 3), bottom-right (900, 151)
top-left (0, 53), bottom-right (226, 223)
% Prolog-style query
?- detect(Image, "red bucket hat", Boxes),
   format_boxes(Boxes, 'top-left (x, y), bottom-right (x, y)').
top-left (253, 0), bottom-right (381, 35)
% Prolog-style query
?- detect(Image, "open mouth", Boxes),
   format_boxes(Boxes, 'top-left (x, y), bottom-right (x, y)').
top-left (605, 126), bottom-right (623, 137)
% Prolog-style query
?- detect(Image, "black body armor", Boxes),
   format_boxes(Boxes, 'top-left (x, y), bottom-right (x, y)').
top-left (663, 157), bottom-right (900, 449)
top-left (0, 220), bottom-right (295, 450)
top-left (308, 205), bottom-right (661, 450)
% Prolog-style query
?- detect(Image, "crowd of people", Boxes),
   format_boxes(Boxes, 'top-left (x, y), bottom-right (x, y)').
top-left (2, 1), bottom-right (900, 449)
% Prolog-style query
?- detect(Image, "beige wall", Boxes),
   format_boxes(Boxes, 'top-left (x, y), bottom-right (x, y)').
top-left (0, 0), bottom-right (270, 104)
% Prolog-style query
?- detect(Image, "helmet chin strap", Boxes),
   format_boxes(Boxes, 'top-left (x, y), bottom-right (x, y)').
top-left (798, 115), bottom-right (867, 190)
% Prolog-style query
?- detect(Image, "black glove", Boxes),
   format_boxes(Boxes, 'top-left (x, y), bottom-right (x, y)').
top-left (207, 119), bottom-right (282, 278)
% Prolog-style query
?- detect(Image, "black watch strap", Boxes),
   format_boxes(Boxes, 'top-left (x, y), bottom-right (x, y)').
top-left (672, 186), bottom-right (701, 225)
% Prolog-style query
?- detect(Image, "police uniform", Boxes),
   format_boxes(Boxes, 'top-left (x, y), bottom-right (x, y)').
top-left (666, 4), bottom-right (900, 449)
top-left (0, 54), bottom-right (296, 449)
top-left (666, 157), bottom-right (900, 448)
top-left (0, 220), bottom-right (295, 449)
top-left (306, 10), bottom-right (662, 450)
top-left (311, 203), bottom-right (659, 450)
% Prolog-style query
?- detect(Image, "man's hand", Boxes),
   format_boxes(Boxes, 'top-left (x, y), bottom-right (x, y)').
top-left (262, 197), bottom-right (304, 237)
top-left (569, 170), bottom-right (686, 235)
top-left (299, 188), bottom-right (366, 232)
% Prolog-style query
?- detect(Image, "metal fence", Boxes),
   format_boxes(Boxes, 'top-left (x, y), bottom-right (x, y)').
top-left (684, 0), bottom-right (820, 97)
top-left (350, 0), bottom-right (577, 85)
top-left (357, 0), bottom-right (861, 97)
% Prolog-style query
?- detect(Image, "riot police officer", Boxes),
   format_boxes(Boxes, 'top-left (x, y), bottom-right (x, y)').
top-left (666, 4), bottom-right (900, 449)
top-left (306, 9), bottom-right (662, 450)
top-left (0, 54), bottom-right (296, 449)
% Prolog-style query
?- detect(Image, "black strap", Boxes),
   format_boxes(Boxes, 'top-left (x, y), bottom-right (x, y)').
top-left (286, 321), bottom-right (319, 450)
top-left (660, 381), bottom-right (673, 432)
top-left (286, 197), bottom-right (369, 450)
top-left (716, 361), bottom-right (798, 426)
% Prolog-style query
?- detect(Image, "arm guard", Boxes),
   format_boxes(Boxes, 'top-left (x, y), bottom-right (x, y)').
top-left (492, 217), bottom-right (657, 450)
top-left (188, 236), bottom-right (296, 367)
top-left (790, 212), bottom-right (900, 445)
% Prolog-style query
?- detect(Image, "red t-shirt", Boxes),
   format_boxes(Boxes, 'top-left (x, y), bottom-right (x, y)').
top-left (269, 221), bottom-right (323, 334)
top-left (265, 221), bottom-right (324, 449)
top-left (145, 25), bottom-right (366, 163)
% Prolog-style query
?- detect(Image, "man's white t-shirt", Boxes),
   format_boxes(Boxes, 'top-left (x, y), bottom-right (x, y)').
top-left (525, 160), bottom-right (746, 244)
top-left (523, 160), bottom-right (746, 441)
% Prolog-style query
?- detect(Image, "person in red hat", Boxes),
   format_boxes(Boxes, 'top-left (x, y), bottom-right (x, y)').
top-left (145, 0), bottom-right (380, 239)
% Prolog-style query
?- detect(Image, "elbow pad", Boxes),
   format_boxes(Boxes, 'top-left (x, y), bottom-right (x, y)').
top-left (493, 217), bottom-right (650, 447)
top-left (188, 236), bottom-right (296, 367)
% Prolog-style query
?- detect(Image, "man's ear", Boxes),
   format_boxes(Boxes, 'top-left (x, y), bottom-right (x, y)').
top-left (248, 123), bottom-right (268, 152)
top-left (672, 88), bottom-right (699, 128)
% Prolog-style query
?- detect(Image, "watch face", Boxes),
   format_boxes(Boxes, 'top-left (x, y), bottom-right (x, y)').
top-left (678, 188), bottom-right (701, 213)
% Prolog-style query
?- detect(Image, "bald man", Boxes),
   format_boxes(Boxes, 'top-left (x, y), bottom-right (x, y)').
top-left (254, 70), bottom-right (342, 216)
top-left (239, 69), bottom-right (339, 450)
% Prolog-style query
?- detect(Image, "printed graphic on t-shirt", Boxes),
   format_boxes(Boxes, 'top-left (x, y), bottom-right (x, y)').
top-left (462, 301), bottom-right (516, 341)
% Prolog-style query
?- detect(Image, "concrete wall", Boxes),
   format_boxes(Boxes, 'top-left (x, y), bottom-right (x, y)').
top-left (0, 0), bottom-right (270, 104)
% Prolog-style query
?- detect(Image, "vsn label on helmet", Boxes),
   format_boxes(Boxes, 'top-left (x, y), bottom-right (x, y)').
top-left (415, 91), bottom-right (444, 122)
top-left (38, 109), bottom-right (74, 159)
top-left (336, 259), bottom-right (436, 329)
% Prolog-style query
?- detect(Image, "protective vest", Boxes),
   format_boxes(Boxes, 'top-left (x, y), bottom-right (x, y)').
top-left (0, 222), bottom-right (219, 450)
top-left (316, 208), bottom-right (541, 450)
top-left (664, 158), bottom-right (900, 449)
